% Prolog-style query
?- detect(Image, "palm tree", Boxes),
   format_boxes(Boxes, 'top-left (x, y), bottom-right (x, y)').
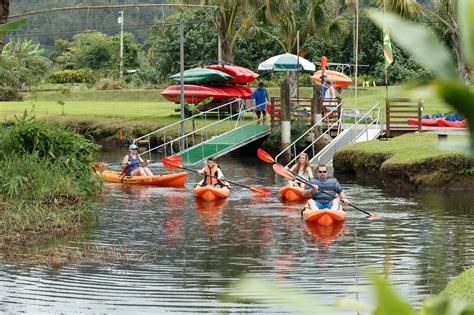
top-left (177, 0), bottom-right (265, 63)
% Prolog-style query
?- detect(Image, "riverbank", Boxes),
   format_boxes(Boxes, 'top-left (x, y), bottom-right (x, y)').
top-left (0, 116), bottom-right (101, 250)
top-left (0, 86), bottom-right (453, 145)
top-left (333, 133), bottom-right (473, 190)
top-left (440, 267), bottom-right (474, 302)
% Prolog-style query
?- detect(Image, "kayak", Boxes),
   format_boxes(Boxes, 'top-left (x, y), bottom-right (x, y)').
top-left (194, 184), bottom-right (230, 202)
top-left (97, 171), bottom-right (187, 186)
top-left (206, 65), bottom-right (259, 84)
top-left (305, 221), bottom-right (345, 245)
top-left (161, 85), bottom-right (253, 104)
top-left (407, 118), bottom-right (440, 126)
top-left (169, 68), bottom-right (234, 84)
top-left (437, 118), bottom-right (468, 128)
top-left (311, 70), bottom-right (352, 88)
top-left (161, 85), bottom-right (233, 104)
top-left (302, 206), bottom-right (345, 226)
top-left (279, 185), bottom-right (309, 202)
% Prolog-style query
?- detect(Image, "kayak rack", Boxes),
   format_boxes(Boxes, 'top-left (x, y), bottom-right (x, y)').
top-left (133, 98), bottom-right (271, 165)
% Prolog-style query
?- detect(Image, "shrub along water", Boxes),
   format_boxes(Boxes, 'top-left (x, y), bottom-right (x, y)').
top-left (0, 113), bottom-right (101, 248)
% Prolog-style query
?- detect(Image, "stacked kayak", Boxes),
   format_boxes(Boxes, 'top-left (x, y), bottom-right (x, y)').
top-left (408, 117), bottom-right (468, 128)
top-left (163, 65), bottom-right (258, 105)
top-left (161, 85), bottom-right (253, 104)
top-left (194, 184), bottom-right (230, 202)
top-left (206, 65), bottom-right (258, 84)
top-left (279, 185), bottom-right (310, 202)
top-left (169, 68), bottom-right (234, 84)
top-left (97, 171), bottom-right (187, 186)
top-left (311, 70), bottom-right (352, 88)
top-left (302, 206), bottom-right (346, 226)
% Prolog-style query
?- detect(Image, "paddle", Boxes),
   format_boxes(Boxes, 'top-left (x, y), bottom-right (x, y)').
top-left (92, 156), bottom-right (181, 171)
top-left (257, 148), bottom-right (377, 217)
top-left (162, 157), bottom-right (271, 195)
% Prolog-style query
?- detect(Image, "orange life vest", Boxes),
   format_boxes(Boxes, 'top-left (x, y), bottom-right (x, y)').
top-left (204, 164), bottom-right (220, 185)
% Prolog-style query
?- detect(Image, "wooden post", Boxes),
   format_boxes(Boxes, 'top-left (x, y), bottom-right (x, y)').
top-left (386, 98), bottom-right (391, 137)
top-left (418, 99), bottom-right (423, 133)
top-left (311, 85), bottom-right (322, 137)
top-left (280, 78), bottom-right (291, 163)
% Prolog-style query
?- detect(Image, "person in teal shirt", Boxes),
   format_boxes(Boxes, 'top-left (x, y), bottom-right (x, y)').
top-left (251, 82), bottom-right (269, 125)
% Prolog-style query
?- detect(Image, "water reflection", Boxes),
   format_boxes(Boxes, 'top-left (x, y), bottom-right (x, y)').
top-left (0, 154), bottom-right (473, 313)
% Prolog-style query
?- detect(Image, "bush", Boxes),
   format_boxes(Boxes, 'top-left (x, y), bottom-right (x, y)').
top-left (96, 78), bottom-right (123, 90)
top-left (49, 69), bottom-right (96, 84)
top-left (0, 88), bottom-right (22, 101)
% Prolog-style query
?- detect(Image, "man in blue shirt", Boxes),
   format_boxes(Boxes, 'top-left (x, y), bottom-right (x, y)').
top-left (251, 82), bottom-right (269, 125)
top-left (302, 164), bottom-right (350, 211)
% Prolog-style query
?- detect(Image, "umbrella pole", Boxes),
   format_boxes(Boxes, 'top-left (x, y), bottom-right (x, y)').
top-left (296, 31), bottom-right (300, 107)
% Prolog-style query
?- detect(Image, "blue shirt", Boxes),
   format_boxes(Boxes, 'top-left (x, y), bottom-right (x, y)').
top-left (309, 177), bottom-right (342, 202)
top-left (251, 87), bottom-right (268, 110)
top-left (321, 79), bottom-right (333, 97)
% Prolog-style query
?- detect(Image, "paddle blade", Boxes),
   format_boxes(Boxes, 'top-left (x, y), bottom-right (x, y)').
top-left (273, 164), bottom-right (296, 180)
top-left (168, 155), bottom-right (182, 162)
top-left (250, 187), bottom-right (272, 195)
top-left (162, 157), bottom-right (183, 169)
top-left (257, 148), bottom-right (275, 163)
top-left (321, 55), bottom-right (328, 69)
top-left (92, 162), bottom-right (109, 171)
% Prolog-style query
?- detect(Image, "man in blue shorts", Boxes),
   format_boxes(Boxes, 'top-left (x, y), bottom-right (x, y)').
top-left (251, 81), bottom-right (269, 125)
top-left (302, 164), bottom-right (350, 210)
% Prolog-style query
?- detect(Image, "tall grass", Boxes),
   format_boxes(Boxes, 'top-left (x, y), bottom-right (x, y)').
top-left (0, 113), bottom-right (101, 247)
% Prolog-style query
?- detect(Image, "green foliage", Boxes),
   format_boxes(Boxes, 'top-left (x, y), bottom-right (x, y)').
top-left (49, 69), bottom-right (96, 84)
top-left (56, 86), bottom-right (71, 115)
top-left (51, 31), bottom-right (140, 76)
top-left (145, 10), bottom-right (218, 83)
top-left (0, 87), bottom-right (22, 101)
top-left (96, 78), bottom-right (124, 90)
top-left (0, 19), bottom-right (27, 36)
top-left (231, 273), bottom-right (474, 315)
top-left (440, 267), bottom-right (474, 303)
top-left (369, 6), bottom-right (474, 153)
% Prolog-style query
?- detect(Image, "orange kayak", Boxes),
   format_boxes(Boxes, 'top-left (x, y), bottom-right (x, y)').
top-left (97, 171), bottom-right (187, 186)
top-left (194, 184), bottom-right (230, 202)
top-left (302, 206), bottom-right (345, 226)
top-left (279, 185), bottom-right (309, 202)
top-left (311, 70), bottom-right (352, 88)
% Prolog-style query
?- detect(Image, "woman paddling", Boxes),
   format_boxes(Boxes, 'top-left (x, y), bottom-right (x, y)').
top-left (121, 144), bottom-right (153, 176)
top-left (288, 153), bottom-right (313, 188)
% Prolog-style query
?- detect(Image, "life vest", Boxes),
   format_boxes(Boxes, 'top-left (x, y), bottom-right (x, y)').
top-left (203, 164), bottom-right (220, 185)
top-left (126, 154), bottom-right (140, 175)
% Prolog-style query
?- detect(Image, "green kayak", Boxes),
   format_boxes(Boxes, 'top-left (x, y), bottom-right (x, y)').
top-left (169, 68), bottom-right (234, 84)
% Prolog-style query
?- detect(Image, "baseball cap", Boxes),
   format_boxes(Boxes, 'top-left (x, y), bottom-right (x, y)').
top-left (129, 144), bottom-right (138, 150)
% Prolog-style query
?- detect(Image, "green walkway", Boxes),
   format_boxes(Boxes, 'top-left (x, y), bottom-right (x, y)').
top-left (178, 124), bottom-right (270, 165)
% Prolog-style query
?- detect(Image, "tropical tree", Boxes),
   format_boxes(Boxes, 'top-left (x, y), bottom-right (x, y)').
top-left (0, 0), bottom-right (9, 50)
top-left (178, 0), bottom-right (265, 63)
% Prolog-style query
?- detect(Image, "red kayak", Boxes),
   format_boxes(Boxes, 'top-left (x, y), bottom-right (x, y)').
top-left (407, 118), bottom-right (440, 126)
top-left (162, 85), bottom-right (253, 104)
top-left (206, 65), bottom-right (259, 84)
top-left (437, 118), bottom-right (468, 128)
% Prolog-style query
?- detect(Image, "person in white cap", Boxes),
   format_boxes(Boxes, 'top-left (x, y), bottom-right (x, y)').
top-left (121, 144), bottom-right (153, 176)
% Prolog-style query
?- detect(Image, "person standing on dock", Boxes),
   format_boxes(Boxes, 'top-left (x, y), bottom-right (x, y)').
top-left (121, 144), bottom-right (153, 176)
top-left (251, 82), bottom-right (270, 125)
top-left (302, 164), bottom-right (349, 211)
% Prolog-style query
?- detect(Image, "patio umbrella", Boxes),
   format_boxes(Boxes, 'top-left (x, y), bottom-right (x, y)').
top-left (257, 53), bottom-right (316, 72)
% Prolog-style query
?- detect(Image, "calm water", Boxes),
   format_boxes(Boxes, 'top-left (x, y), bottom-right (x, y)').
top-left (1, 154), bottom-right (473, 314)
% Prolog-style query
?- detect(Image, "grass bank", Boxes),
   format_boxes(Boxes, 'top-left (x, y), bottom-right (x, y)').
top-left (0, 115), bottom-right (101, 249)
top-left (0, 86), bottom-right (453, 144)
top-left (440, 267), bottom-right (474, 303)
top-left (333, 133), bottom-right (473, 190)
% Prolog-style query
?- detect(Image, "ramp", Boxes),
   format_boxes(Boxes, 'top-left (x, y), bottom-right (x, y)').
top-left (179, 124), bottom-right (270, 165)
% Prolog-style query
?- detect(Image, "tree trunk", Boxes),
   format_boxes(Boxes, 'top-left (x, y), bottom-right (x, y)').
top-left (0, 0), bottom-right (9, 52)
top-left (453, 40), bottom-right (470, 85)
top-left (280, 78), bottom-right (291, 163)
top-left (287, 71), bottom-right (297, 98)
top-left (216, 10), bottom-right (234, 64)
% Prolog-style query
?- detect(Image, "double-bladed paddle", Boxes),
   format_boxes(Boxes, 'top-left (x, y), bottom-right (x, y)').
top-left (257, 148), bottom-right (377, 217)
top-left (92, 156), bottom-right (181, 171)
top-left (162, 156), bottom-right (271, 195)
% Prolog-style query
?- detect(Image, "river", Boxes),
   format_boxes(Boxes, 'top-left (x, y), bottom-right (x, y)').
top-left (1, 153), bottom-right (473, 314)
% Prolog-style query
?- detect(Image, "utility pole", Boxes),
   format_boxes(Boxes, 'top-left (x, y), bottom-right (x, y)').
top-left (118, 10), bottom-right (124, 79)
top-left (179, 20), bottom-right (185, 151)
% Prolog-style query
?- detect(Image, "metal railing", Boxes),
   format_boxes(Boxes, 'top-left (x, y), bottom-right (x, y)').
top-left (274, 103), bottom-right (343, 166)
top-left (312, 102), bottom-right (381, 166)
top-left (134, 98), bottom-right (266, 163)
